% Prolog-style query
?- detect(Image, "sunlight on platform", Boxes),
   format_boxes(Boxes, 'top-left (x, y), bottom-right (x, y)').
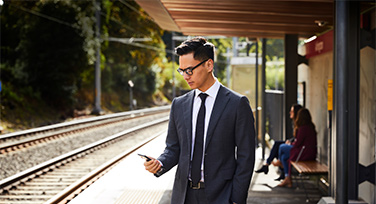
top-left (70, 134), bottom-right (176, 204)
top-left (250, 145), bottom-right (282, 192)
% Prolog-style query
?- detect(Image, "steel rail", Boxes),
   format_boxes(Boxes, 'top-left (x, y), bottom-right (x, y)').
top-left (0, 105), bottom-right (170, 140)
top-left (0, 106), bottom-right (170, 153)
top-left (0, 116), bottom-right (169, 192)
top-left (45, 130), bottom-right (166, 204)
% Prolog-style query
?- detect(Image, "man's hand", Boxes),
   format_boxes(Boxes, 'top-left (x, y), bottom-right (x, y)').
top-left (143, 157), bottom-right (162, 174)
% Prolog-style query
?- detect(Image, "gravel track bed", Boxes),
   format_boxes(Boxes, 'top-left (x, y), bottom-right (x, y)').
top-left (0, 112), bottom-right (169, 180)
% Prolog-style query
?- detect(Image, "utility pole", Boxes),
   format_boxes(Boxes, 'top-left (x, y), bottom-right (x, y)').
top-left (172, 32), bottom-right (176, 99)
top-left (226, 47), bottom-right (230, 87)
top-left (128, 80), bottom-right (134, 110)
top-left (92, 0), bottom-right (102, 115)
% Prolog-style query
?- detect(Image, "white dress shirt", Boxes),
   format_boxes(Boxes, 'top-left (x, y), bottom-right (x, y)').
top-left (191, 79), bottom-right (221, 181)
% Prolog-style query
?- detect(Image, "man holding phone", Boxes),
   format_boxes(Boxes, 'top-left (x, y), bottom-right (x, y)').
top-left (143, 37), bottom-right (256, 204)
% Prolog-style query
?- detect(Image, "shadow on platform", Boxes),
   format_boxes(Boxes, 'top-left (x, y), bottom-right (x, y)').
top-left (247, 147), bottom-right (327, 204)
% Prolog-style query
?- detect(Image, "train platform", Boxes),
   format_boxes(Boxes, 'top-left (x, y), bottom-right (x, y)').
top-left (69, 134), bottom-right (326, 204)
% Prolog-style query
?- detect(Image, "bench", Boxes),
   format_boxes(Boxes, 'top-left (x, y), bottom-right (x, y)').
top-left (290, 146), bottom-right (329, 202)
top-left (291, 160), bottom-right (328, 175)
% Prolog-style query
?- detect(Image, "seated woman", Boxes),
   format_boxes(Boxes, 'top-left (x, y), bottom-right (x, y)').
top-left (255, 104), bottom-right (302, 181)
top-left (277, 108), bottom-right (317, 187)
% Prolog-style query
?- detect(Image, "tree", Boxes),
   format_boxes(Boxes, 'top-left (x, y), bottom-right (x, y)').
top-left (100, 0), bottom-right (165, 107)
top-left (1, 0), bottom-right (96, 109)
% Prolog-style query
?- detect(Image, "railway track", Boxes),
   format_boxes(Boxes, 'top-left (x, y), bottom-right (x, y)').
top-left (0, 117), bottom-right (169, 204)
top-left (0, 106), bottom-right (170, 154)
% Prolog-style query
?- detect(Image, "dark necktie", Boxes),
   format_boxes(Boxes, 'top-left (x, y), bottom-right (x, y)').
top-left (191, 93), bottom-right (208, 184)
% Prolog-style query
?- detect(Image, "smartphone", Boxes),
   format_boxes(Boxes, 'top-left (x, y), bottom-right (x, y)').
top-left (137, 153), bottom-right (151, 161)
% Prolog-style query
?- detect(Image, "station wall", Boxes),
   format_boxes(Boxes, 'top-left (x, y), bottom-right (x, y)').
top-left (298, 52), bottom-right (333, 165)
top-left (358, 46), bottom-right (375, 204)
top-left (299, 37), bottom-right (375, 203)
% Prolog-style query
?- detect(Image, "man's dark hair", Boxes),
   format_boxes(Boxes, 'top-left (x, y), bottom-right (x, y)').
top-left (175, 36), bottom-right (215, 61)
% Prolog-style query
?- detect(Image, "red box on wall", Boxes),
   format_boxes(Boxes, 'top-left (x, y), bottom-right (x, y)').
top-left (305, 30), bottom-right (333, 59)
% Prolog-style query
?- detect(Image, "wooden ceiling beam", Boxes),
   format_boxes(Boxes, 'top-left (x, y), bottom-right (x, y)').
top-left (166, 8), bottom-right (332, 18)
top-left (177, 22), bottom-right (327, 31)
top-left (162, 1), bottom-right (333, 17)
top-left (180, 30), bottom-right (287, 39)
top-left (135, 0), bottom-right (340, 38)
top-left (161, 0), bottom-right (333, 3)
top-left (171, 14), bottom-right (333, 26)
top-left (179, 26), bottom-right (320, 36)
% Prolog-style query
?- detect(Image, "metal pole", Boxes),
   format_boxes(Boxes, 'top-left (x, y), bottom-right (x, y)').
top-left (233, 37), bottom-right (238, 57)
top-left (226, 47), bottom-right (231, 87)
top-left (172, 32), bottom-right (176, 99)
top-left (284, 34), bottom-right (298, 140)
top-left (255, 39), bottom-right (259, 151)
top-left (347, 2), bottom-right (360, 199)
top-left (128, 80), bottom-right (134, 110)
top-left (92, 0), bottom-right (102, 115)
top-left (261, 38), bottom-right (266, 160)
top-left (334, 1), bottom-right (349, 203)
top-left (129, 86), bottom-right (133, 110)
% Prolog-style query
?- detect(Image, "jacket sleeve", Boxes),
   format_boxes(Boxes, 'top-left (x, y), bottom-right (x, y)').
top-left (231, 96), bottom-right (256, 203)
top-left (156, 99), bottom-right (180, 176)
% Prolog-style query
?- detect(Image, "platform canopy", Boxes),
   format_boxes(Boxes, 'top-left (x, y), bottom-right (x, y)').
top-left (134, 0), bottom-right (338, 38)
top-left (135, 0), bottom-right (374, 38)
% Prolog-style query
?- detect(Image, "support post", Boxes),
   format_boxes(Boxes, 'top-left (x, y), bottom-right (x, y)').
top-left (347, 1), bottom-right (360, 199)
top-left (226, 47), bottom-right (231, 87)
top-left (261, 38), bottom-right (266, 160)
top-left (172, 32), bottom-right (176, 99)
top-left (284, 34), bottom-right (298, 140)
top-left (255, 39), bottom-right (259, 151)
top-left (333, 1), bottom-right (360, 202)
top-left (92, 0), bottom-right (102, 115)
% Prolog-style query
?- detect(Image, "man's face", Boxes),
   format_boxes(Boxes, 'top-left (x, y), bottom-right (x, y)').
top-left (179, 53), bottom-right (213, 91)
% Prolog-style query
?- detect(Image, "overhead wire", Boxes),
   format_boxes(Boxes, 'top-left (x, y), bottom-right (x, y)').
top-left (118, 0), bottom-right (154, 22)
top-left (106, 37), bottom-right (174, 54)
top-left (8, 1), bottom-right (174, 55)
top-left (10, 4), bottom-right (78, 29)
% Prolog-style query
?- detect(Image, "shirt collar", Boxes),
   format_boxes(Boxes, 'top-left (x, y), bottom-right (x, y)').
top-left (195, 79), bottom-right (221, 99)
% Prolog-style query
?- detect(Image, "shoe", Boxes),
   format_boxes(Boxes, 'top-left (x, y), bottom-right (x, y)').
top-left (274, 174), bottom-right (285, 181)
top-left (255, 165), bottom-right (269, 174)
top-left (277, 177), bottom-right (292, 188)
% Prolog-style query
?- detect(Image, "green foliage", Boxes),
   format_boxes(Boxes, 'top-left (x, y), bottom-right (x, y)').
top-left (1, 0), bottom-right (94, 109)
top-left (1, 0), bottom-right (167, 131)
top-left (239, 38), bottom-right (285, 90)
top-left (1, 0), bottom-right (165, 106)
top-left (100, 0), bottom-right (164, 107)
top-left (211, 38), bottom-right (232, 84)
top-left (0, 0), bottom-right (286, 132)
top-left (154, 57), bottom-right (190, 100)
top-left (266, 59), bottom-right (284, 90)
top-left (266, 39), bottom-right (284, 61)
top-left (264, 39), bottom-right (284, 90)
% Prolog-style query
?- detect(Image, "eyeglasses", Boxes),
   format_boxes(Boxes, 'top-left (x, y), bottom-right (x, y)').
top-left (177, 59), bottom-right (209, 76)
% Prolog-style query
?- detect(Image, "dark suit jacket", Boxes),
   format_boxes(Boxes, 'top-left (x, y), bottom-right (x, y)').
top-left (157, 85), bottom-right (256, 204)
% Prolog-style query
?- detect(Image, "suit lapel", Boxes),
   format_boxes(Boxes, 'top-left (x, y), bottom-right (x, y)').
top-left (183, 91), bottom-right (195, 153)
top-left (205, 86), bottom-right (230, 150)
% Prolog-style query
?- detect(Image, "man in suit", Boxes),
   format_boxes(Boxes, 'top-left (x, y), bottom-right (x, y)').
top-left (144, 37), bottom-right (255, 204)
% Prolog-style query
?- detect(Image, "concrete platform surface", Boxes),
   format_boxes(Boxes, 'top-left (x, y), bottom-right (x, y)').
top-left (70, 134), bottom-right (327, 204)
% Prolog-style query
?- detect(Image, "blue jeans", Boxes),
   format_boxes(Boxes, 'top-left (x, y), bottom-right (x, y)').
top-left (279, 144), bottom-right (292, 177)
top-left (266, 141), bottom-right (284, 165)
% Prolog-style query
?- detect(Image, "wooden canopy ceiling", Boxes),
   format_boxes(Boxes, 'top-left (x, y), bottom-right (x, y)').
top-left (135, 0), bottom-right (336, 39)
